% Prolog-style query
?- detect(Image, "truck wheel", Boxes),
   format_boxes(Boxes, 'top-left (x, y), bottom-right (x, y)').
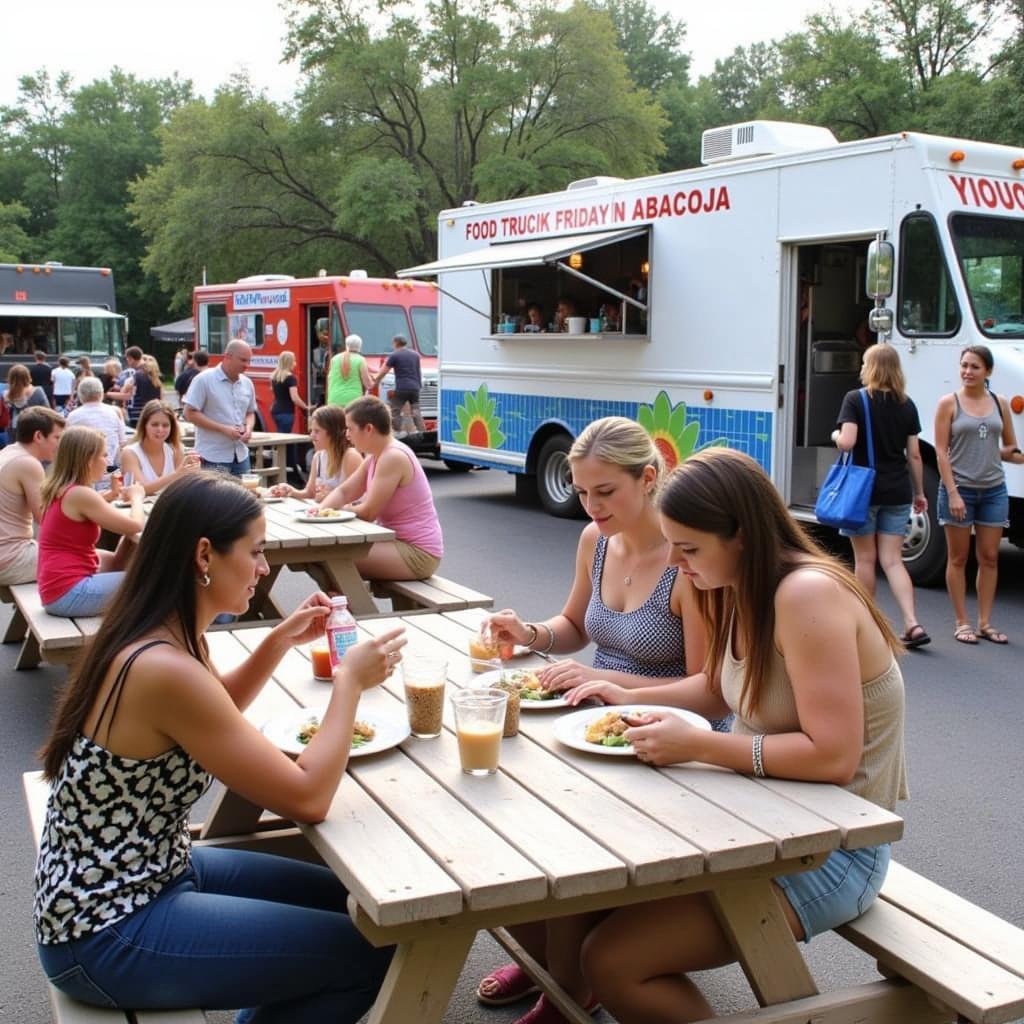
top-left (902, 464), bottom-right (946, 586)
top-left (442, 459), bottom-right (474, 473)
top-left (537, 435), bottom-right (582, 518)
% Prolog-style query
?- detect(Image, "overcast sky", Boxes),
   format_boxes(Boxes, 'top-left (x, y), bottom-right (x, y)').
top-left (5, 0), bottom-right (869, 107)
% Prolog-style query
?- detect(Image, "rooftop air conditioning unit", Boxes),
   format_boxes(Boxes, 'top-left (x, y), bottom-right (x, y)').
top-left (700, 121), bottom-right (838, 165)
top-left (236, 274), bottom-right (296, 283)
top-left (348, 269), bottom-right (369, 280)
top-left (566, 176), bottom-right (625, 191)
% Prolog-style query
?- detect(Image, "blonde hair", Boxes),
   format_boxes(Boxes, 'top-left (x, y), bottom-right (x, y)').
top-left (272, 351), bottom-right (296, 383)
top-left (131, 400), bottom-right (182, 454)
top-left (139, 355), bottom-right (162, 389)
top-left (6, 364), bottom-right (32, 401)
top-left (40, 426), bottom-right (106, 510)
top-left (569, 416), bottom-right (664, 485)
top-left (861, 345), bottom-right (907, 401)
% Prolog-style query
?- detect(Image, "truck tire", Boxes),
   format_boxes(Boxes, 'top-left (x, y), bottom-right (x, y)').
top-left (537, 435), bottom-right (583, 518)
top-left (902, 464), bottom-right (946, 586)
top-left (442, 459), bottom-right (474, 472)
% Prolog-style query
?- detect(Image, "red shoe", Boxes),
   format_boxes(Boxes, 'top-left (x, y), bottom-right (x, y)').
top-left (513, 994), bottom-right (602, 1024)
top-left (477, 963), bottom-right (540, 1006)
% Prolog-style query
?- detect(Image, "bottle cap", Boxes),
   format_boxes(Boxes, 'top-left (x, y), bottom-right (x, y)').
top-left (330, 595), bottom-right (349, 608)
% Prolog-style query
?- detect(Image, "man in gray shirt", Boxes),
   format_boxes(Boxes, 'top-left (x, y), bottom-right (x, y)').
top-left (182, 341), bottom-right (257, 476)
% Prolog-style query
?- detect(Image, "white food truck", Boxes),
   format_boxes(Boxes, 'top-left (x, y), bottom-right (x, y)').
top-left (399, 121), bottom-right (1024, 584)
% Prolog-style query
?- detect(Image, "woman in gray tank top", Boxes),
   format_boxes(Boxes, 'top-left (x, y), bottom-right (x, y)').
top-left (935, 345), bottom-right (1024, 644)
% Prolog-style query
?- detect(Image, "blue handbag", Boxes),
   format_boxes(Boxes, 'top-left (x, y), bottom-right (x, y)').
top-left (815, 389), bottom-right (876, 530)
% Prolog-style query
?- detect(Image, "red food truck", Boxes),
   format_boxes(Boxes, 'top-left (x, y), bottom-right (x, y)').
top-left (192, 270), bottom-right (439, 450)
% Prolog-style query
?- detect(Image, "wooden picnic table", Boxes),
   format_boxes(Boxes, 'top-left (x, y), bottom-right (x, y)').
top-left (179, 425), bottom-right (309, 486)
top-left (201, 609), bottom-right (913, 1024)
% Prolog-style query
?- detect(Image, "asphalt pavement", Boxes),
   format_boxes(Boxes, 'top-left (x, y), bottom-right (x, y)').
top-left (2, 461), bottom-right (1023, 1024)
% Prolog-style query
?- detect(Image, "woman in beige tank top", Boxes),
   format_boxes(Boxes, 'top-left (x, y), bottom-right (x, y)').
top-left (561, 448), bottom-right (908, 1024)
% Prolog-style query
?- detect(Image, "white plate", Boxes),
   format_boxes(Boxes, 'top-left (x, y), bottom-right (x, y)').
top-left (261, 707), bottom-right (410, 757)
top-left (260, 495), bottom-right (285, 504)
top-left (293, 509), bottom-right (357, 523)
top-left (473, 667), bottom-right (570, 709)
top-left (552, 705), bottom-right (711, 756)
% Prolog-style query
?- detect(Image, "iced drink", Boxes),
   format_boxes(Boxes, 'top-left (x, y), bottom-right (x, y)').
top-left (468, 632), bottom-right (501, 672)
top-left (403, 658), bottom-right (447, 738)
top-left (451, 688), bottom-right (507, 776)
top-left (310, 640), bottom-right (332, 681)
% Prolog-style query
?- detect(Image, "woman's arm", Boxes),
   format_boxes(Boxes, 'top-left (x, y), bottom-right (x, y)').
top-left (906, 435), bottom-right (927, 512)
top-left (998, 395), bottom-right (1024, 464)
top-left (835, 422), bottom-right (858, 451)
top-left (287, 383), bottom-right (310, 413)
top-left (336, 446), bottom-right (407, 522)
top-left (319, 456), bottom-right (369, 509)
top-left (64, 483), bottom-right (144, 535)
top-left (934, 394), bottom-right (957, 490)
top-left (566, 671), bottom-right (731, 719)
top-left (359, 359), bottom-right (374, 393)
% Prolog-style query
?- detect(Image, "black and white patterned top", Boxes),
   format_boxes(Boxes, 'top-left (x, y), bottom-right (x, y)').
top-left (33, 642), bottom-right (210, 944)
top-left (584, 535), bottom-right (684, 678)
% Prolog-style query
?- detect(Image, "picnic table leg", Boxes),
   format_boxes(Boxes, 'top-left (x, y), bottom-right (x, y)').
top-left (198, 781), bottom-right (265, 839)
top-left (366, 928), bottom-right (476, 1024)
top-left (15, 631), bottom-right (42, 670)
top-left (245, 564), bottom-right (286, 621)
top-left (3, 604), bottom-right (27, 644)
top-left (315, 555), bottom-right (378, 616)
top-left (710, 877), bottom-right (818, 1007)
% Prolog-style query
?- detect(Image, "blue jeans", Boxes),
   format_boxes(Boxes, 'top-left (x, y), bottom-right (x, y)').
top-left (38, 847), bottom-right (393, 1024)
top-left (43, 572), bottom-right (125, 617)
top-left (200, 455), bottom-right (251, 477)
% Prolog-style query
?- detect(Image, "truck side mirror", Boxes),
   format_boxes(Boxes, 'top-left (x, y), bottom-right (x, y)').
top-left (865, 240), bottom-right (894, 299)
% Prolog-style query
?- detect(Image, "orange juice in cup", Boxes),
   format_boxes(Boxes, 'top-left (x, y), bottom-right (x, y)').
top-left (310, 640), bottom-right (333, 681)
top-left (451, 688), bottom-right (507, 775)
top-left (468, 627), bottom-right (501, 672)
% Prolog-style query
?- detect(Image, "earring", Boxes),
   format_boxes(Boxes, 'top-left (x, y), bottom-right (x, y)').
top-left (198, 572), bottom-right (211, 587)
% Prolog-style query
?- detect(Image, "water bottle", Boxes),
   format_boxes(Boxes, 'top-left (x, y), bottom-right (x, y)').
top-left (325, 595), bottom-right (358, 669)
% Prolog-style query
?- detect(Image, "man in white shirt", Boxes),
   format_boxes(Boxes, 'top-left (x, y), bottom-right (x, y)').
top-left (0, 406), bottom-right (64, 585)
top-left (66, 377), bottom-right (126, 484)
top-left (183, 340), bottom-right (257, 476)
top-left (50, 357), bottom-right (76, 413)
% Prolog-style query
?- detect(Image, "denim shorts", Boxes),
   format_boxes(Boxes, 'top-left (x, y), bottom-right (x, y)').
top-left (775, 843), bottom-right (890, 942)
top-left (43, 572), bottom-right (125, 618)
top-left (937, 481), bottom-right (1009, 529)
top-left (200, 456), bottom-right (251, 477)
top-left (839, 504), bottom-right (911, 538)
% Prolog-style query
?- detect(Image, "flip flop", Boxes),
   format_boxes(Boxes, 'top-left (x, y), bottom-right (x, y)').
top-left (977, 624), bottom-right (1009, 644)
top-left (954, 623), bottom-right (978, 645)
top-left (477, 964), bottom-right (540, 1006)
top-left (899, 625), bottom-right (931, 649)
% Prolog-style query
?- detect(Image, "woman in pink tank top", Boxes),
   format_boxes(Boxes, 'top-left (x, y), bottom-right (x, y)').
top-left (37, 427), bottom-right (147, 617)
top-left (318, 396), bottom-right (442, 581)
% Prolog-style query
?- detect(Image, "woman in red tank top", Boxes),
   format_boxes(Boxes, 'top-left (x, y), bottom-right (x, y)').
top-left (38, 427), bottom-right (147, 617)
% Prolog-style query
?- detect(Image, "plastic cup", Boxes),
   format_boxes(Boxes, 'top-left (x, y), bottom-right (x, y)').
top-left (451, 688), bottom-right (507, 776)
top-left (403, 658), bottom-right (448, 738)
top-left (241, 473), bottom-right (261, 492)
top-left (468, 631), bottom-right (501, 672)
top-left (310, 640), bottom-right (332, 681)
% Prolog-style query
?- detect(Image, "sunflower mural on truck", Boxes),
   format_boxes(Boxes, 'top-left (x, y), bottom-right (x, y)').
top-left (637, 391), bottom-right (727, 470)
top-left (453, 384), bottom-right (507, 449)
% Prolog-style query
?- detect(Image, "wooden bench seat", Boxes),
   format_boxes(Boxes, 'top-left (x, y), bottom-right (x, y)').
top-left (838, 860), bottom-right (1024, 1024)
top-left (8, 583), bottom-right (101, 670)
top-left (23, 772), bottom-right (208, 1024)
top-left (371, 574), bottom-right (492, 613)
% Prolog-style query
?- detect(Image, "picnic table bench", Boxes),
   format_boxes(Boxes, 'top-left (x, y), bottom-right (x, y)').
top-left (4, 583), bottom-right (101, 670)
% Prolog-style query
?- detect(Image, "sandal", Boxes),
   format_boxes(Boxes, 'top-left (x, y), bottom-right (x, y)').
top-left (899, 625), bottom-right (931, 649)
top-left (477, 964), bottom-right (540, 1006)
top-left (978, 624), bottom-right (1009, 644)
top-left (513, 994), bottom-right (602, 1024)
top-left (953, 623), bottom-right (978, 645)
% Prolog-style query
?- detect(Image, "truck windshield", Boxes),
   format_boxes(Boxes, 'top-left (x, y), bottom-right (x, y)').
top-left (342, 303), bottom-right (413, 356)
top-left (410, 306), bottom-right (437, 355)
top-left (950, 214), bottom-right (1024, 337)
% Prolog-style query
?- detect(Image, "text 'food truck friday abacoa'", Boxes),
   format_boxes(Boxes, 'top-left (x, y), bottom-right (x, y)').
top-left (192, 270), bottom-right (439, 454)
top-left (400, 120), bottom-right (1024, 585)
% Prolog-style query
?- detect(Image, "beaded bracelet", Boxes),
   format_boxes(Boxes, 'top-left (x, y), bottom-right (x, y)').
top-left (752, 734), bottom-right (766, 778)
top-left (523, 623), bottom-right (538, 649)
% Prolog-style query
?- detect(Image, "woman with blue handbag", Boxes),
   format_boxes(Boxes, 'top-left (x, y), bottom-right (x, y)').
top-left (833, 345), bottom-right (929, 647)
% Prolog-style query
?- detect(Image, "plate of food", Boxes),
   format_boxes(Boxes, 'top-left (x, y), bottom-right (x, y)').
top-left (474, 667), bottom-right (570, 709)
top-left (259, 490), bottom-right (285, 503)
top-left (261, 708), bottom-right (410, 757)
top-left (293, 507), bottom-right (356, 523)
top-left (552, 705), bottom-right (711, 756)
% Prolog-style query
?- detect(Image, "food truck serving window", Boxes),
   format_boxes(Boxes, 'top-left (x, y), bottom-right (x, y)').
top-left (342, 303), bottom-right (413, 356)
top-left (950, 213), bottom-right (1024, 338)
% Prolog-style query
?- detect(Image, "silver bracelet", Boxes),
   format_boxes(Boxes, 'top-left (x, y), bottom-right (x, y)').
top-left (523, 623), bottom-right (538, 649)
top-left (752, 734), bottom-right (766, 778)
top-left (538, 622), bottom-right (556, 655)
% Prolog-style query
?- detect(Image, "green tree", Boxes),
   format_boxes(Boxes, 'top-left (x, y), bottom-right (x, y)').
top-left (0, 200), bottom-right (33, 262)
top-left (586, 0), bottom-right (689, 93)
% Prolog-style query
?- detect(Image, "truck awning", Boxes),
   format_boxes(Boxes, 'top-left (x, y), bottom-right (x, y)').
top-left (398, 227), bottom-right (648, 277)
top-left (0, 304), bottom-right (124, 319)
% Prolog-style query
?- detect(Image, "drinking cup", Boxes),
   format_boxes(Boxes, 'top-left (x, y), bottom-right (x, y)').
top-left (451, 688), bottom-right (507, 775)
top-left (403, 658), bottom-right (448, 738)
top-left (241, 473), bottom-right (261, 492)
top-left (467, 628), bottom-right (501, 672)
top-left (310, 639), bottom-right (333, 681)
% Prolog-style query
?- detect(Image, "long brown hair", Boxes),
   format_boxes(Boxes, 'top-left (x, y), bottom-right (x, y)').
top-left (658, 448), bottom-right (900, 717)
top-left (860, 344), bottom-right (907, 401)
top-left (39, 426), bottom-right (105, 510)
top-left (40, 472), bottom-right (263, 779)
top-left (6, 364), bottom-right (33, 402)
top-left (132, 399), bottom-right (183, 455)
top-left (311, 405), bottom-right (352, 479)
top-left (139, 355), bottom-right (162, 389)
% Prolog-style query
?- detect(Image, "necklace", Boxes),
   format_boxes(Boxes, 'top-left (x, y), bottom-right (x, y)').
top-left (624, 575), bottom-right (632, 586)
